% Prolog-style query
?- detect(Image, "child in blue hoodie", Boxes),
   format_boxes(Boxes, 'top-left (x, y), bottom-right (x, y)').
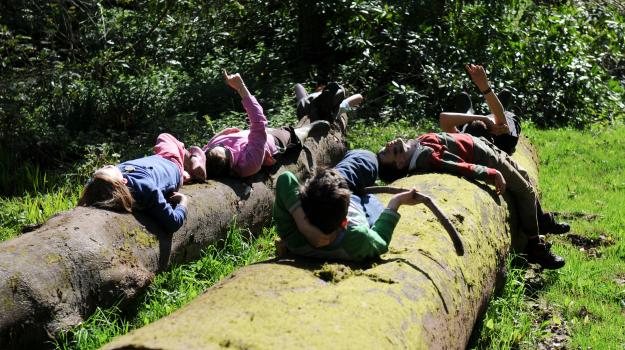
top-left (78, 133), bottom-right (191, 232)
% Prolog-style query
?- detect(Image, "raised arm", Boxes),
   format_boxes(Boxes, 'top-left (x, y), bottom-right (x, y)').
top-left (439, 112), bottom-right (494, 133)
top-left (466, 64), bottom-right (507, 128)
top-left (224, 70), bottom-right (268, 177)
top-left (224, 69), bottom-right (250, 98)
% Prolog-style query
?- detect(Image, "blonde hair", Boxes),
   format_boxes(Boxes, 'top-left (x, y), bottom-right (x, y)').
top-left (78, 172), bottom-right (134, 212)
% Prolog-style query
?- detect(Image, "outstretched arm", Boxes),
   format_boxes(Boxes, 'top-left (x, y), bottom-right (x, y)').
top-left (223, 70), bottom-right (268, 177)
top-left (466, 64), bottom-right (508, 131)
top-left (224, 69), bottom-right (250, 98)
top-left (439, 112), bottom-right (494, 133)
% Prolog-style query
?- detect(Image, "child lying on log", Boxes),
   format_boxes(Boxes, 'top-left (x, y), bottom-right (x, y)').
top-left (78, 133), bottom-right (193, 233)
top-left (200, 70), bottom-right (332, 179)
top-left (273, 150), bottom-right (423, 261)
top-left (439, 64), bottom-right (569, 235)
top-left (376, 132), bottom-right (566, 269)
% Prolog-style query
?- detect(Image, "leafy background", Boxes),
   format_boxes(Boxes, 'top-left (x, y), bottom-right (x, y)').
top-left (1, 0), bottom-right (624, 196)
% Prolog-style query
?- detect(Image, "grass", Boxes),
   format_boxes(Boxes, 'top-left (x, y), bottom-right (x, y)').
top-left (53, 223), bottom-right (277, 350)
top-left (0, 183), bottom-right (80, 241)
top-left (468, 122), bottom-right (625, 349)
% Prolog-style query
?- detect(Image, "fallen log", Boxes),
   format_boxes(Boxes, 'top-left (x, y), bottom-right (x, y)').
top-left (0, 127), bottom-right (347, 349)
top-left (101, 138), bottom-right (539, 350)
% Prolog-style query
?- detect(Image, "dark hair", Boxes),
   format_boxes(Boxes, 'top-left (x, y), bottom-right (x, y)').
top-left (376, 153), bottom-right (409, 183)
top-left (300, 168), bottom-right (351, 234)
top-left (205, 147), bottom-right (228, 178)
top-left (464, 120), bottom-right (493, 142)
top-left (78, 172), bottom-right (134, 212)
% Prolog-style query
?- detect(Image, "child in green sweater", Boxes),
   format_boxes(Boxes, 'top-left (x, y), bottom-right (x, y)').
top-left (273, 150), bottom-right (422, 261)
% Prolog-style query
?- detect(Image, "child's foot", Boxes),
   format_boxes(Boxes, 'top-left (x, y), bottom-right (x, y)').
top-left (539, 212), bottom-right (571, 235)
top-left (294, 120), bottom-right (331, 144)
top-left (274, 238), bottom-right (288, 257)
top-left (525, 239), bottom-right (565, 269)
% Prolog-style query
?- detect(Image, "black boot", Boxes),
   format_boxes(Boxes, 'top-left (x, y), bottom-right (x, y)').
top-left (525, 238), bottom-right (565, 269)
top-left (539, 212), bottom-right (571, 235)
top-left (294, 120), bottom-right (331, 144)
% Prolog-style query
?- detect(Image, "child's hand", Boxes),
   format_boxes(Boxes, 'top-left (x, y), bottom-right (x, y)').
top-left (491, 123), bottom-right (510, 135)
top-left (169, 192), bottom-right (189, 208)
top-left (223, 69), bottom-right (246, 92)
top-left (388, 188), bottom-right (427, 211)
top-left (465, 64), bottom-right (490, 92)
top-left (493, 171), bottom-right (506, 195)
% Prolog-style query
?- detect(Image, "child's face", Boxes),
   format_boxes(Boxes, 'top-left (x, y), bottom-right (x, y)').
top-left (378, 138), bottom-right (410, 169)
top-left (94, 165), bottom-right (125, 183)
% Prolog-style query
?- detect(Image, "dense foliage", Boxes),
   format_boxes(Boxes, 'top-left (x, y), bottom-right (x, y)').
top-left (1, 0), bottom-right (624, 195)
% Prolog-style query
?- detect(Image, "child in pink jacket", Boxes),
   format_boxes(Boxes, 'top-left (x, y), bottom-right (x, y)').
top-left (203, 71), bottom-right (329, 178)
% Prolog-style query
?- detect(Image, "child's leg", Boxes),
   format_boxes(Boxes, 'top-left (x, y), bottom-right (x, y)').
top-left (295, 83), bottom-right (308, 102)
top-left (335, 150), bottom-right (379, 192)
top-left (473, 138), bottom-right (540, 236)
top-left (154, 133), bottom-right (185, 179)
top-left (361, 194), bottom-right (385, 227)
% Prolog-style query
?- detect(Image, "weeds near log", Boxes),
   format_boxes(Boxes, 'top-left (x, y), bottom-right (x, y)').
top-left (52, 224), bottom-right (276, 350)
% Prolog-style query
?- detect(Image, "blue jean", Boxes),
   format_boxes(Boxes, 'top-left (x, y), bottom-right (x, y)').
top-left (335, 150), bottom-right (385, 227)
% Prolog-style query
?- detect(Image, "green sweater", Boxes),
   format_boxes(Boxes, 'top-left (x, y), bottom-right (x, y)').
top-left (272, 171), bottom-right (401, 261)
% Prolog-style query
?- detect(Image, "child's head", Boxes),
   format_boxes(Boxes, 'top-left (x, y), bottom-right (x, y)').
top-left (205, 146), bottom-right (229, 178)
top-left (78, 165), bottom-right (134, 212)
top-left (463, 120), bottom-right (491, 140)
top-left (300, 168), bottom-right (351, 234)
top-left (376, 138), bottom-right (410, 183)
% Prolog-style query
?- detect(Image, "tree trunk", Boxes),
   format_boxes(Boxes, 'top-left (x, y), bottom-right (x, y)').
top-left (101, 139), bottom-right (539, 350)
top-left (0, 127), bottom-right (347, 349)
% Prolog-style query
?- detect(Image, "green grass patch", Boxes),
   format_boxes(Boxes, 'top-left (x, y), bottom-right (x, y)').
top-left (53, 223), bottom-right (277, 350)
top-left (0, 184), bottom-right (80, 241)
top-left (469, 122), bottom-right (625, 349)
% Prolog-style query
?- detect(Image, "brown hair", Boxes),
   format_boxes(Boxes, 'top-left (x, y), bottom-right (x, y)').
top-left (376, 152), bottom-right (409, 183)
top-left (77, 172), bottom-right (134, 212)
top-left (205, 147), bottom-right (228, 178)
top-left (300, 168), bottom-right (351, 234)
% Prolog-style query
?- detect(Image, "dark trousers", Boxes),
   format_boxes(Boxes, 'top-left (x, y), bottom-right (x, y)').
top-left (266, 127), bottom-right (297, 152)
top-left (335, 150), bottom-right (386, 227)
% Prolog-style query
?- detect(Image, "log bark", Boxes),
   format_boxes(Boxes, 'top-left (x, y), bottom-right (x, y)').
top-left (0, 127), bottom-right (347, 349)
top-left (101, 138), bottom-right (539, 350)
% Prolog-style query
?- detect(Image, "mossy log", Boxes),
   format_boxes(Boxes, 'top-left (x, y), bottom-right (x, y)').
top-left (0, 128), bottom-right (347, 349)
top-left (102, 139), bottom-right (539, 350)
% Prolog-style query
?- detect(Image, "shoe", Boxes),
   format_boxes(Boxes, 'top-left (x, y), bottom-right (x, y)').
top-left (539, 212), bottom-right (571, 235)
top-left (294, 120), bottom-right (331, 144)
top-left (311, 82), bottom-right (344, 122)
top-left (497, 89), bottom-right (514, 111)
top-left (525, 239), bottom-right (565, 269)
top-left (450, 92), bottom-right (474, 114)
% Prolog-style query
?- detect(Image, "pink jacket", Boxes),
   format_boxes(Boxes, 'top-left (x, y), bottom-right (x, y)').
top-left (202, 95), bottom-right (277, 177)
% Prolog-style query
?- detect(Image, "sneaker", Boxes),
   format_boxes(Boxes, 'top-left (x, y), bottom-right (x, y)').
top-left (449, 92), bottom-right (474, 114)
top-left (294, 120), bottom-right (331, 144)
top-left (539, 212), bottom-right (571, 235)
top-left (525, 239), bottom-right (565, 269)
top-left (496, 89), bottom-right (514, 111)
